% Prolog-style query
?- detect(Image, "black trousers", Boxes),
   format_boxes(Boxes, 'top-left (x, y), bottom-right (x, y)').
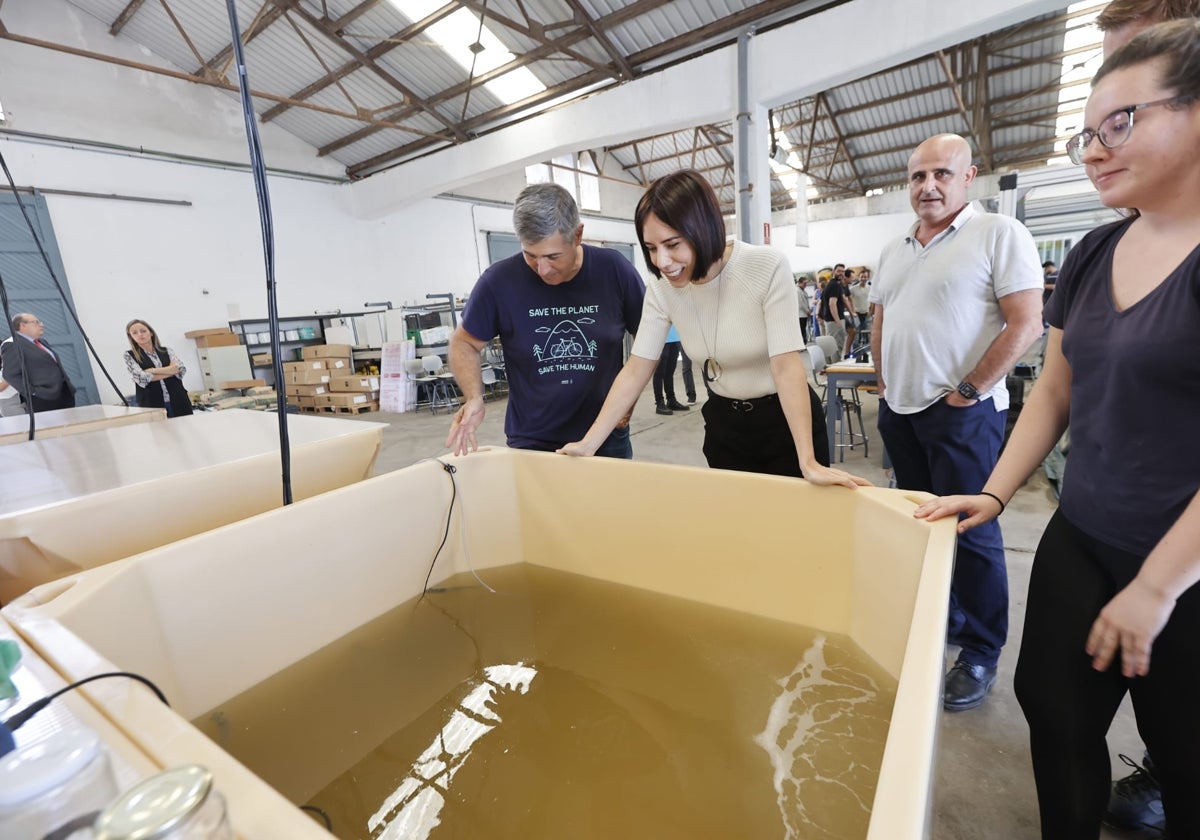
top-left (1014, 510), bottom-right (1200, 840)
top-left (653, 341), bottom-right (682, 405)
top-left (700, 386), bottom-right (829, 477)
top-left (679, 347), bottom-right (696, 402)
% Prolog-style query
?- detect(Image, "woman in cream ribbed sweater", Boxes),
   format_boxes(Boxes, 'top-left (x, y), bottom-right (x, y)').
top-left (560, 169), bottom-right (867, 488)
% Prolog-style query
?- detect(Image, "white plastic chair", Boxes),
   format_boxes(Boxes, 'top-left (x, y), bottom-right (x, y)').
top-left (481, 366), bottom-right (502, 400)
top-left (814, 335), bottom-right (839, 367)
top-left (803, 343), bottom-right (826, 391)
top-left (404, 358), bottom-right (436, 413)
top-left (422, 355), bottom-right (459, 411)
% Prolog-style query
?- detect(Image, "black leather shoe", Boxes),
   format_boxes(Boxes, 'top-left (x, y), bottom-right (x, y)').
top-left (943, 661), bottom-right (998, 712)
top-left (655, 405), bottom-right (673, 415)
top-left (687, 395), bottom-right (697, 404)
top-left (666, 400), bottom-right (690, 411)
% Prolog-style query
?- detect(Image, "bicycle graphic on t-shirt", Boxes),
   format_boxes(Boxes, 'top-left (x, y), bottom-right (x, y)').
top-left (532, 318), bottom-right (597, 362)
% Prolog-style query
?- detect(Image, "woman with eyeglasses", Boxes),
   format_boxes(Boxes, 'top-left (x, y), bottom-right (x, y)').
top-left (124, 319), bottom-right (193, 417)
top-left (914, 20), bottom-right (1200, 838)
top-left (558, 169), bottom-right (867, 489)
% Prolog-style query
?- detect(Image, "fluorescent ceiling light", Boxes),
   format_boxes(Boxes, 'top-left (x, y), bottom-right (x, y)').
top-left (769, 128), bottom-right (802, 193)
top-left (389, 0), bottom-right (546, 105)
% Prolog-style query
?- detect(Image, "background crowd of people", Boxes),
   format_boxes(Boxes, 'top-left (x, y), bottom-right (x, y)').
top-left (794, 263), bottom-right (876, 362)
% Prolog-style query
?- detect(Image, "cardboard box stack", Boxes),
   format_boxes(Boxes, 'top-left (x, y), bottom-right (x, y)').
top-left (289, 345), bottom-right (379, 413)
top-left (183, 328), bottom-right (241, 348)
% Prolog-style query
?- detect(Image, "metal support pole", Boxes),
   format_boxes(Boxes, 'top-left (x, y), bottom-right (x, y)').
top-left (736, 28), bottom-right (754, 243)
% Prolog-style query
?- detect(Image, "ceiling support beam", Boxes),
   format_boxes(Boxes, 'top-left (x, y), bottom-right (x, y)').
top-left (195, 1), bottom-right (287, 80)
top-left (936, 46), bottom-right (991, 171)
top-left (261, 1), bottom-right (460, 122)
top-left (561, 0), bottom-right (634, 79)
top-left (816, 93), bottom-right (866, 196)
top-left (0, 28), bottom-right (439, 138)
top-left (973, 41), bottom-right (994, 171)
top-left (326, 0), bottom-right (808, 168)
top-left (282, 1), bottom-right (466, 141)
top-left (110, 0), bottom-right (147, 36)
top-left (157, 0), bottom-right (207, 69)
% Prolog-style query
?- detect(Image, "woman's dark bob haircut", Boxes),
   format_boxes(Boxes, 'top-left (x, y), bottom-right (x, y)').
top-left (634, 169), bottom-right (726, 282)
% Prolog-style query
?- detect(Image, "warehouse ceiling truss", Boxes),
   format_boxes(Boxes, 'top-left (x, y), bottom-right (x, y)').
top-left (5, 0), bottom-right (1103, 207)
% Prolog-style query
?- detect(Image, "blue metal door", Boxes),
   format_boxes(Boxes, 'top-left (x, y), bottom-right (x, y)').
top-left (0, 193), bottom-right (99, 405)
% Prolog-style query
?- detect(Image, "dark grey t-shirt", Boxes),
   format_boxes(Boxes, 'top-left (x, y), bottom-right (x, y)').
top-left (1045, 217), bottom-right (1200, 556)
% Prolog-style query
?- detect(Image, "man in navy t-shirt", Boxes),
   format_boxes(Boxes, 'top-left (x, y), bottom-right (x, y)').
top-left (446, 183), bottom-right (645, 456)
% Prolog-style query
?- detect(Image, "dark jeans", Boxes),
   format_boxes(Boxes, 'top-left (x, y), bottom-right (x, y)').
top-left (1014, 510), bottom-right (1200, 840)
top-left (877, 396), bottom-right (1007, 668)
top-left (700, 386), bottom-right (829, 477)
top-left (653, 341), bottom-right (682, 405)
top-left (799, 317), bottom-right (810, 343)
top-left (593, 425), bottom-right (632, 459)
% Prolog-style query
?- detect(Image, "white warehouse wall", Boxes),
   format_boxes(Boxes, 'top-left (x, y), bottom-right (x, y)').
top-left (2, 135), bottom-right (645, 395)
top-left (775, 213), bottom-right (917, 277)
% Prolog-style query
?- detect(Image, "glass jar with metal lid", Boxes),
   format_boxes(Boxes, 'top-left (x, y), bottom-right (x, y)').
top-left (0, 727), bottom-right (119, 839)
top-left (92, 765), bottom-right (231, 840)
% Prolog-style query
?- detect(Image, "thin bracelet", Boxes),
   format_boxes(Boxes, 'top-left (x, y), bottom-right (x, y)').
top-left (978, 491), bottom-right (1006, 515)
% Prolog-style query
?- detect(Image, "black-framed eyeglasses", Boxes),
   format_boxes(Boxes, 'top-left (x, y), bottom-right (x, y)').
top-left (1065, 96), bottom-right (1186, 164)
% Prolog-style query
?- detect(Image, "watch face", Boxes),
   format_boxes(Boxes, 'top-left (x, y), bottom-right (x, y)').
top-left (957, 381), bottom-right (978, 400)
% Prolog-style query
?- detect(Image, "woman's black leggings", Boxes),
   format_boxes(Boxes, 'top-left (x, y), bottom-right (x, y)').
top-left (1014, 510), bottom-right (1200, 839)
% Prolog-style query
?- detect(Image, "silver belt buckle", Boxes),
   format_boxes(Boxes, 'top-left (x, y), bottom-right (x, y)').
top-left (732, 399), bottom-right (754, 412)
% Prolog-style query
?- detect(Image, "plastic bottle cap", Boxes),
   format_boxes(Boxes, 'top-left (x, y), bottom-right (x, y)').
top-left (93, 765), bottom-right (213, 840)
top-left (0, 728), bottom-right (103, 808)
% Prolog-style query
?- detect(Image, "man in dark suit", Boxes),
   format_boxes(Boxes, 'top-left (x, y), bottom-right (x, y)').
top-left (1, 313), bottom-right (76, 412)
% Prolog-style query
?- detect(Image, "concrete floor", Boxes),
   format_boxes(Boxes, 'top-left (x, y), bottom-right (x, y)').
top-left (348, 378), bottom-right (1148, 840)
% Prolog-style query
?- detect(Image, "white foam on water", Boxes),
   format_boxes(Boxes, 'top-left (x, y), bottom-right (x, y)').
top-left (755, 635), bottom-right (886, 840)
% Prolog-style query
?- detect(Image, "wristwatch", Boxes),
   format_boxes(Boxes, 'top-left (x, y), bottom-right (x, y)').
top-left (956, 380), bottom-right (980, 401)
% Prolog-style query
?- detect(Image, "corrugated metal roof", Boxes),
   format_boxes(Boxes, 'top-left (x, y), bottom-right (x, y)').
top-left (50, 0), bottom-right (1091, 191)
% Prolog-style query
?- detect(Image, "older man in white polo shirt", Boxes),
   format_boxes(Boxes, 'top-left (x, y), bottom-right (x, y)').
top-left (869, 134), bottom-right (1043, 712)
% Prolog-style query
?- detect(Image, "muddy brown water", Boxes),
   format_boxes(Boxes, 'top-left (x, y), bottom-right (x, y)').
top-left (193, 564), bottom-right (896, 840)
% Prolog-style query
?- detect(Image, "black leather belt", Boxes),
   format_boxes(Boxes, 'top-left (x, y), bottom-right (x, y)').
top-left (708, 392), bottom-right (779, 413)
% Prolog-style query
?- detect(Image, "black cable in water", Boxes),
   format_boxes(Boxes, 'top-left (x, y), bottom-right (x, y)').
top-left (0, 147), bottom-right (131, 423)
top-left (421, 461), bottom-right (458, 597)
top-left (2, 670), bottom-right (170, 732)
top-left (300, 805), bottom-right (333, 831)
top-left (419, 458), bottom-right (494, 595)
top-left (223, 0), bottom-right (293, 505)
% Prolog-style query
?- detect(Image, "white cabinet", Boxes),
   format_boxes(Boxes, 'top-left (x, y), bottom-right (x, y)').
top-left (196, 345), bottom-right (252, 389)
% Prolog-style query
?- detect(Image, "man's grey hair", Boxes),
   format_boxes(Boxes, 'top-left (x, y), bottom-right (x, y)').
top-left (11, 314), bottom-right (29, 332)
top-left (513, 183), bottom-right (580, 243)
